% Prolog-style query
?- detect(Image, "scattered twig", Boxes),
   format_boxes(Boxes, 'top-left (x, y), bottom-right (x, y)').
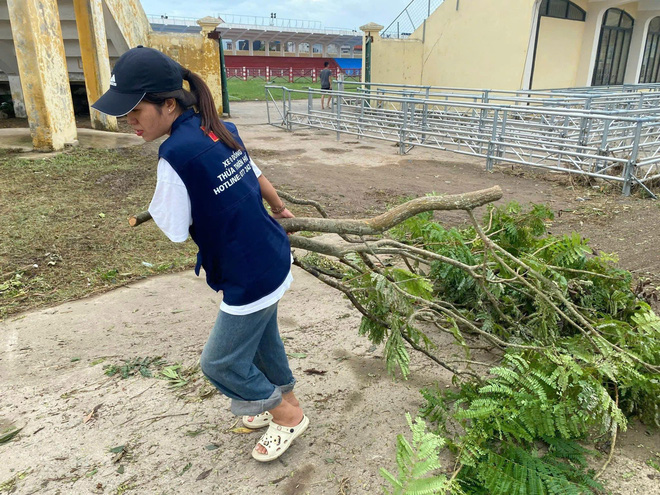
top-left (134, 413), bottom-right (189, 425)
top-left (129, 382), bottom-right (158, 400)
top-left (83, 404), bottom-right (103, 424)
top-left (595, 383), bottom-right (619, 480)
top-left (223, 417), bottom-right (240, 433)
top-left (339, 476), bottom-right (350, 495)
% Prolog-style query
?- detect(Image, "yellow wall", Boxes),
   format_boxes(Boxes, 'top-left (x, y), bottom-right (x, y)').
top-left (622, 3), bottom-right (639, 18)
top-left (372, 38), bottom-right (423, 85)
top-left (571, 0), bottom-right (589, 12)
top-left (102, 0), bottom-right (150, 49)
top-left (532, 17), bottom-right (585, 89)
top-left (371, 0), bottom-right (537, 90)
top-left (149, 32), bottom-right (224, 114)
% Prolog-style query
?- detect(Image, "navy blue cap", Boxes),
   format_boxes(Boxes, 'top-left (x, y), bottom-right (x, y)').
top-left (92, 46), bottom-right (183, 117)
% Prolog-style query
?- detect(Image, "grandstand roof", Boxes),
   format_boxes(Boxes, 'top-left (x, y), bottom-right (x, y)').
top-left (213, 23), bottom-right (362, 47)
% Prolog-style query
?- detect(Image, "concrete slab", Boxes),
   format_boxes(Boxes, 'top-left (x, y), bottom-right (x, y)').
top-left (0, 127), bottom-right (144, 157)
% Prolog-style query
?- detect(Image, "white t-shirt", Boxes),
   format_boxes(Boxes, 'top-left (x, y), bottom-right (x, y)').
top-left (148, 157), bottom-right (293, 315)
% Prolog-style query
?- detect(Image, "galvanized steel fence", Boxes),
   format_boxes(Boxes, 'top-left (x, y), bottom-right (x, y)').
top-left (265, 82), bottom-right (660, 197)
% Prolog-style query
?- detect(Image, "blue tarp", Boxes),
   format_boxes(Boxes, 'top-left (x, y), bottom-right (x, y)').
top-left (334, 58), bottom-right (362, 69)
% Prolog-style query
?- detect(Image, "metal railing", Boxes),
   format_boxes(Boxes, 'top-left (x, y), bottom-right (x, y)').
top-left (340, 81), bottom-right (660, 111)
top-left (217, 13), bottom-right (322, 30)
top-left (147, 13), bottom-right (358, 34)
top-left (381, 0), bottom-right (445, 39)
top-left (146, 15), bottom-right (200, 26)
top-left (218, 23), bottom-right (358, 37)
top-left (265, 83), bottom-right (660, 197)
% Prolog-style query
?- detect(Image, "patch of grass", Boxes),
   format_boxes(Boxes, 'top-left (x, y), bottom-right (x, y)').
top-left (0, 470), bottom-right (29, 492)
top-left (116, 476), bottom-right (137, 494)
top-left (647, 455), bottom-right (660, 472)
top-left (227, 76), bottom-right (359, 101)
top-left (0, 147), bottom-right (198, 319)
top-left (104, 356), bottom-right (165, 379)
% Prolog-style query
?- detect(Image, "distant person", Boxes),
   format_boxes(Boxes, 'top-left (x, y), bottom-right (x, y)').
top-left (91, 46), bottom-right (307, 463)
top-left (320, 61), bottom-right (333, 110)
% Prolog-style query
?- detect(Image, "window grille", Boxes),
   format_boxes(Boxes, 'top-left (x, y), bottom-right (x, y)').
top-left (539, 0), bottom-right (586, 22)
top-left (592, 9), bottom-right (634, 86)
top-left (640, 17), bottom-right (660, 83)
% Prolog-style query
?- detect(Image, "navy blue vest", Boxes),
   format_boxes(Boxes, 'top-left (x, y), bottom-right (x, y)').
top-left (159, 110), bottom-right (291, 306)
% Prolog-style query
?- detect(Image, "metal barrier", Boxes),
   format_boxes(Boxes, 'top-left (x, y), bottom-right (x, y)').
top-left (341, 81), bottom-right (660, 111)
top-left (217, 13), bottom-right (323, 30)
top-left (265, 83), bottom-right (660, 197)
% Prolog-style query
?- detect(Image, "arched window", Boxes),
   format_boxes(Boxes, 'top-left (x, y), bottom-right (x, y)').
top-left (539, 0), bottom-right (586, 21)
top-left (592, 8), bottom-right (635, 86)
top-left (640, 17), bottom-right (660, 83)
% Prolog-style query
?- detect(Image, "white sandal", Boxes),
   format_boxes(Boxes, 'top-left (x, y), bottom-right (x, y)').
top-left (242, 411), bottom-right (273, 429)
top-left (252, 415), bottom-right (310, 462)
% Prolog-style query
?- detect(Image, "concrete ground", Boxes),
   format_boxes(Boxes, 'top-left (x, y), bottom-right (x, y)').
top-left (0, 127), bottom-right (144, 158)
top-left (1, 101), bottom-right (659, 495)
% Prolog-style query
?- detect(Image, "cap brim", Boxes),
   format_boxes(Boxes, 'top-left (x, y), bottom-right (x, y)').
top-left (91, 89), bottom-right (146, 117)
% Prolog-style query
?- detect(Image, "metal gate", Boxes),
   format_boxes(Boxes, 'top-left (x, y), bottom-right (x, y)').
top-left (265, 82), bottom-right (660, 197)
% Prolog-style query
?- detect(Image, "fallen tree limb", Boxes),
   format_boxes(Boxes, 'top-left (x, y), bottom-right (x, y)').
top-left (128, 210), bottom-right (153, 227)
top-left (128, 186), bottom-right (503, 230)
top-left (279, 186), bottom-right (502, 234)
top-left (125, 184), bottom-right (658, 494)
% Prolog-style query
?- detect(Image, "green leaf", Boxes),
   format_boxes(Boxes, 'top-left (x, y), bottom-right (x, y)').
top-left (0, 427), bottom-right (23, 445)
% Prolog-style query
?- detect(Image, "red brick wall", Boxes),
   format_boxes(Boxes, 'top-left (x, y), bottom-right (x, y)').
top-left (224, 55), bottom-right (338, 70)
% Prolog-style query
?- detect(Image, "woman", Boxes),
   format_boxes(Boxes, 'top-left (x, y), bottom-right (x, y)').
top-left (92, 46), bottom-right (307, 462)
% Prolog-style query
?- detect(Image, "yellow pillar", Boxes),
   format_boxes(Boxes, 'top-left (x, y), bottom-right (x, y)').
top-left (73, 0), bottom-right (118, 131)
top-left (197, 17), bottom-right (224, 115)
top-left (7, 0), bottom-right (77, 151)
top-left (8, 76), bottom-right (27, 118)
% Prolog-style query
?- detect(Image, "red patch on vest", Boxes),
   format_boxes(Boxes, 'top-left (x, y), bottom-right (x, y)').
top-left (200, 126), bottom-right (219, 142)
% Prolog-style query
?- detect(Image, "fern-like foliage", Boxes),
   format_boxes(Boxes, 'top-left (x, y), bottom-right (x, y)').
top-left (350, 262), bottom-right (436, 377)
top-left (381, 414), bottom-right (465, 495)
top-left (485, 202), bottom-right (554, 256)
top-left (298, 200), bottom-right (660, 494)
top-left (418, 352), bottom-right (616, 494)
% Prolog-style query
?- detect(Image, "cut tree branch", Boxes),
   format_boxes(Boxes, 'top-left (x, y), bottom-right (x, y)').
top-left (279, 186), bottom-right (502, 234)
top-left (128, 186), bottom-right (503, 230)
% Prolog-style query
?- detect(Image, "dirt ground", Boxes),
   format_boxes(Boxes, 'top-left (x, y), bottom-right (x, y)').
top-left (1, 102), bottom-right (659, 494)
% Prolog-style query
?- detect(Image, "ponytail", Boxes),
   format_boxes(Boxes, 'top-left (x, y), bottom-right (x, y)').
top-left (182, 68), bottom-right (243, 151)
top-left (143, 68), bottom-right (243, 151)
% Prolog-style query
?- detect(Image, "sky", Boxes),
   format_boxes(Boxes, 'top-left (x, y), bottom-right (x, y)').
top-left (137, 0), bottom-right (407, 32)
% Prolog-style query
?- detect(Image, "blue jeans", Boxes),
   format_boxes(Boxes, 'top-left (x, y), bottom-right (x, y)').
top-left (200, 302), bottom-right (296, 416)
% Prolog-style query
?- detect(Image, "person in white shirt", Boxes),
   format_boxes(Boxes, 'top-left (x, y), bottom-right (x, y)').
top-left (91, 46), bottom-right (308, 463)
